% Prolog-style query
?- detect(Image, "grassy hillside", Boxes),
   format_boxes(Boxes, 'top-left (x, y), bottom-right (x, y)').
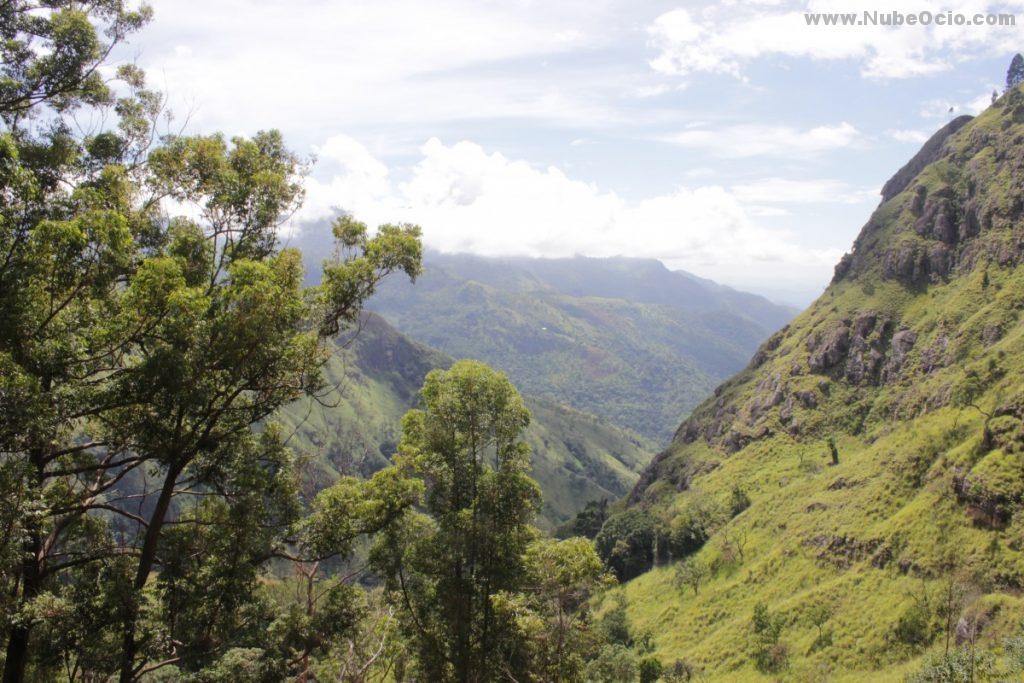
top-left (364, 253), bottom-right (795, 442)
top-left (274, 313), bottom-right (654, 529)
top-left (609, 89), bottom-right (1024, 680)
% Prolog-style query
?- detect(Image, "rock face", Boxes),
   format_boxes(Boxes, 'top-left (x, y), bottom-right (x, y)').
top-left (880, 115), bottom-right (973, 202)
top-left (615, 85), bottom-right (1024, 681)
top-left (636, 87), bottom-right (1024, 484)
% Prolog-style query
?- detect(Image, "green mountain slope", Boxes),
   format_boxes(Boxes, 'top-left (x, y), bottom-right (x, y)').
top-left (612, 91), bottom-right (1024, 680)
top-left (274, 313), bottom-right (654, 529)
top-left (364, 253), bottom-right (795, 442)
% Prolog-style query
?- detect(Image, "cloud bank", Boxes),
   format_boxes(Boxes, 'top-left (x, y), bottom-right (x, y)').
top-left (648, 1), bottom-right (1024, 80)
top-left (298, 135), bottom-right (850, 298)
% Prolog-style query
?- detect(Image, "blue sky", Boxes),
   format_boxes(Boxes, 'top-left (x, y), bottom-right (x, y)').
top-left (130, 0), bottom-right (1024, 304)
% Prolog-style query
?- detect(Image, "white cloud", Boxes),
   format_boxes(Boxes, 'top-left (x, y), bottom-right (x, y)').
top-left (919, 88), bottom-right (998, 119)
top-left (648, 2), bottom-right (1024, 81)
top-left (887, 128), bottom-right (931, 143)
top-left (132, 0), bottom-right (636, 139)
top-left (661, 122), bottom-right (861, 157)
top-left (298, 136), bottom-right (845, 293)
top-left (730, 177), bottom-right (872, 203)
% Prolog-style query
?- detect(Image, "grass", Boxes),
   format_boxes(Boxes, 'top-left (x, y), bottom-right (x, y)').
top-left (612, 87), bottom-right (1024, 679)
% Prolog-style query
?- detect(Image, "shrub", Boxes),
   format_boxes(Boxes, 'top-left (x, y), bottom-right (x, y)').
top-left (585, 644), bottom-right (639, 683)
top-left (673, 557), bottom-right (710, 596)
top-left (666, 494), bottom-right (726, 559)
top-left (729, 485), bottom-right (751, 516)
top-left (751, 602), bottom-right (788, 673)
top-left (894, 600), bottom-right (935, 647)
top-left (904, 647), bottom-right (999, 682)
top-left (595, 510), bottom-right (657, 581)
top-left (639, 657), bottom-right (664, 683)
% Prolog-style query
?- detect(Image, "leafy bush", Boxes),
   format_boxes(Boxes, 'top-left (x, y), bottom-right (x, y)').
top-left (666, 494), bottom-right (726, 560)
top-left (894, 601), bottom-right (935, 647)
top-left (673, 557), bottom-right (710, 596)
top-left (729, 485), bottom-right (751, 516)
top-left (639, 657), bottom-right (664, 683)
top-left (585, 644), bottom-right (639, 683)
top-left (595, 510), bottom-right (658, 580)
top-left (904, 647), bottom-right (999, 682)
top-left (751, 602), bottom-right (788, 673)
top-left (556, 498), bottom-right (610, 539)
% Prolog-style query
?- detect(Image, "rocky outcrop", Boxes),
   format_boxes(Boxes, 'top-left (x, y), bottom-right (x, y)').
top-left (807, 324), bottom-right (851, 372)
top-left (880, 115), bottom-right (973, 202)
top-left (881, 240), bottom-right (952, 285)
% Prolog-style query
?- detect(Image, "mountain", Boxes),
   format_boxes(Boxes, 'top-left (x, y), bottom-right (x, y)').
top-left (273, 313), bottom-right (654, 529)
top-left (360, 252), bottom-right (795, 442)
top-left (607, 93), bottom-right (1024, 678)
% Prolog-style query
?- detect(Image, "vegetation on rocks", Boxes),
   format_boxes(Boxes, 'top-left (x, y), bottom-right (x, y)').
top-left (604, 80), bottom-right (1024, 681)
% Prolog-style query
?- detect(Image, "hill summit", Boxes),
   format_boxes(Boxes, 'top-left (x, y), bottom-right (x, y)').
top-left (611, 86), bottom-right (1024, 679)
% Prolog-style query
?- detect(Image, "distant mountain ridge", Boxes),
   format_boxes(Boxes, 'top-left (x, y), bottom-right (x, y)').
top-left (362, 251), bottom-right (796, 442)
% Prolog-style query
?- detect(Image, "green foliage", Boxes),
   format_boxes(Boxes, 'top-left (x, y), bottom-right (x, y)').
top-left (894, 585), bottom-right (938, 649)
top-left (728, 485), bottom-right (751, 517)
top-left (494, 536), bottom-right (612, 682)
top-left (904, 647), bottom-right (999, 682)
top-left (556, 498), bottom-right (611, 539)
top-left (585, 644), bottom-right (640, 683)
top-left (595, 510), bottom-right (658, 581)
top-left (639, 656), bottom-right (665, 683)
top-left (751, 602), bottom-right (788, 673)
top-left (666, 493), bottom-right (726, 559)
top-left (374, 361), bottom-right (542, 682)
top-left (673, 557), bottom-right (710, 596)
top-left (0, 5), bottom-right (424, 679)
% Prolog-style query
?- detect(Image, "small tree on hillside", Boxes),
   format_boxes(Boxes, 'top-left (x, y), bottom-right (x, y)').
top-left (1006, 53), bottom-right (1024, 92)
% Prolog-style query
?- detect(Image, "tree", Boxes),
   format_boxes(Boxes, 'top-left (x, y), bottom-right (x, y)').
top-left (639, 656), bottom-right (664, 683)
top-left (807, 604), bottom-right (833, 652)
top-left (107, 193), bottom-right (421, 679)
top-left (374, 361), bottom-right (542, 682)
top-left (585, 644), bottom-right (639, 683)
top-left (595, 510), bottom-right (658, 581)
top-left (0, 4), bottom-right (158, 679)
top-left (556, 498), bottom-right (609, 539)
top-left (729, 485), bottom-right (751, 516)
top-left (751, 602), bottom-right (787, 673)
top-left (1006, 53), bottom-right (1024, 92)
top-left (827, 436), bottom-right (840, 466)
top-left (673, 557), bottom-right (710, 596)
top-left (493, 537), bottom-right (612, 682)
top-left (0, 4), bottom-right (424, 679)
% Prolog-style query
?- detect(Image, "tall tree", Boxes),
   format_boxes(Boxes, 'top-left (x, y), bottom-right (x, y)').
top-left (0, 4), bottom-right (155, 680)
top-left (0, 3), bottom-right (424, 680)
top-left (375, 361), bottom-right (542, 682)
top-left (106, 129), bottom-right (421, 680)
top-left (1006, 53), bottom-right (1024, 92)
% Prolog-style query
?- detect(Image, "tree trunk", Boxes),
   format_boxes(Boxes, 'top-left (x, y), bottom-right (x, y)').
top-left (2, 554), bottom-right (38, 683)
top-left (118, 461), bottom-right (183, 683)
top-left (2, 443), bottom-right (46, 683)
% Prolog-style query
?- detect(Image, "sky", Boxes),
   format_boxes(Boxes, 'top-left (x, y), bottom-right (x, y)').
top-left (125, 0), bottom-right (1024, 305)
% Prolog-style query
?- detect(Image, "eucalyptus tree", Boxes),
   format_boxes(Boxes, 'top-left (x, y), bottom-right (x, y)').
top-left (0, 3), bottom-right (424, 680)
top-left (374, 361), bottom-right (543, 682)
top-left (1, 3), bottom-right (156, 679)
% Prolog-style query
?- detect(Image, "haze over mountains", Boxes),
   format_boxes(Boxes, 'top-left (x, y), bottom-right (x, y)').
top-left (289, 239), bottom-right (796, 443)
